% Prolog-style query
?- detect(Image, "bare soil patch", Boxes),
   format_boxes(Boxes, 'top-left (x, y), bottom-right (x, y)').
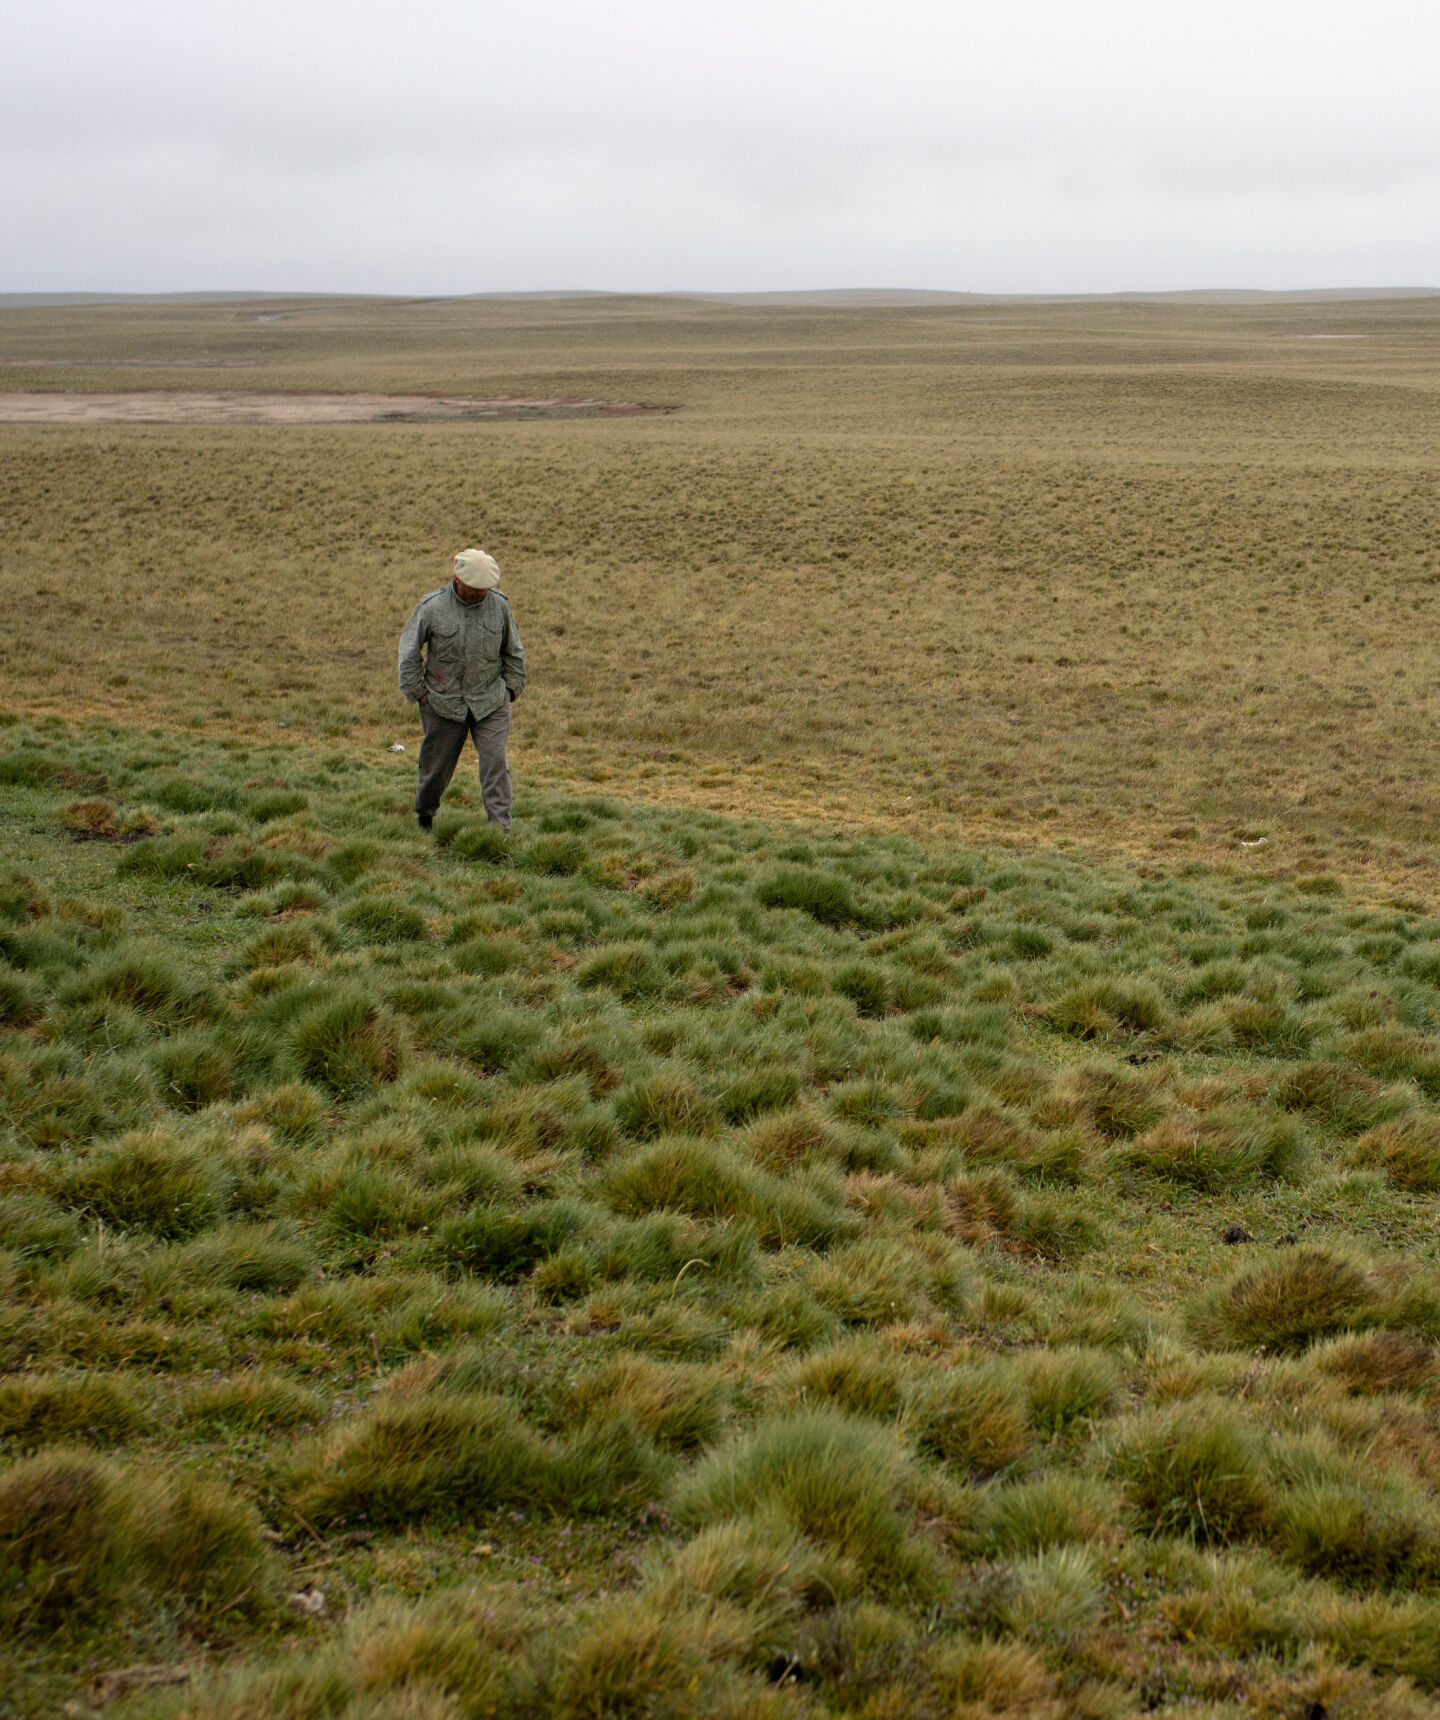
top-left (0, 391), bottom-right (676, 425)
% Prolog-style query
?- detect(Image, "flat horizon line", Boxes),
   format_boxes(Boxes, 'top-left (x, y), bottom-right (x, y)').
top-left (2, 285), bottom-right (1439, 311)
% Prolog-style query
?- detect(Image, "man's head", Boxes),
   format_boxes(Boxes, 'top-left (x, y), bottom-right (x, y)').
top-left (452, 548), bottom-right (501, 603)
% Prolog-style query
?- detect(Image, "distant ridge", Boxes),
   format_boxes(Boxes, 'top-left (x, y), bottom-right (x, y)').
top-left (3, 286), bottom-right (1438, 311)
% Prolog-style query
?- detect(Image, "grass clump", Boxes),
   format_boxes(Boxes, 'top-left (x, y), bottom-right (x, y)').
top-left (909, 1360), bottom-right (1031, 1476)
top-left (181, 1371), bottom-right (325, 1432)
top-left (0, 1373), bottom-right (150, 1447)
top-left (1188, 1247), bottom-right (1389, 1353)
top-left (1119, 1106), bottom-right (1309, 1190)
top-left (1112, 1398), bottom-right (1273, 1545)
top-left (754, 867), bottom-right (861, 928)
top-left (978, 1475), bottom-right (1121, 1555)
top-left (1275, 1477), bottom-right (1440, 1590)
top-left (291, 1390), bottom-right (666, 1527)
top-left (55, 1128), bottom-right (225, 1239)
top-left (286, 986), bottom-right (407, 1093)
top-left (672, 1407), bottom-right (939, 1593)
top-left (1348, 1114), bottom-right (1440, 1191)
top-left (0, 1449), bottom-right (272, 1631)
top-left (1021, 1346), bottom-right (1124, 1436)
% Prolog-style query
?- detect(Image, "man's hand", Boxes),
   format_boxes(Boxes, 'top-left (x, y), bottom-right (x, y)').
top-left (417, 693), bottom-right (428, 707)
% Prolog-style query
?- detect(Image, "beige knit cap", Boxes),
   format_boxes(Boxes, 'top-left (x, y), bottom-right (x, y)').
top-left (453, 548), bottom-right (502, 590)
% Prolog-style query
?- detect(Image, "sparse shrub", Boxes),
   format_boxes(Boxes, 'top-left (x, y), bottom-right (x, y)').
top-left (287, 987), bottom-right (406, 1094)
top-left (1112, 1398), bottom-right (1273, 1544)
top-left (56, 1128), bottom-right (225, 1239)
top-left (341, 894), bottom-right (427, 945)
top-left (0, 1374), bottom-right (149, 1447)
top-left (1349, 1115), bottom-right (1440, 1192)
top-left (910, 1361), bottom-right (1031, 1476)
top-left (1022, 1346), bottom-right (1123, 1435)
top-left (615, 1072), bottom-right (716, 1138)
top-left (1120, 1107), bottom-right (1309, 1190)
top-left (1188, 1247), bottom-right (1386, 1353)
top-left (755, 867), bottom-right (861, 927)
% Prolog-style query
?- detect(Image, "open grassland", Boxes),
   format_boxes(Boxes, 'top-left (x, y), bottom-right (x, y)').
top-left (11, 718), bottom-right (1440, 1714)
top-left (2, 294), bottom-right (1440, 888)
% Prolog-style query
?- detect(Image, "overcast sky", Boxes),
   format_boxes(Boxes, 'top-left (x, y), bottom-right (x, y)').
top-left (3, 0), bottom-right (1438, 295)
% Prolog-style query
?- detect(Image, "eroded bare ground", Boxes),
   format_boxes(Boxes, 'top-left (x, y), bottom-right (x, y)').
top-left (0, 391), bottom-right (676, 424)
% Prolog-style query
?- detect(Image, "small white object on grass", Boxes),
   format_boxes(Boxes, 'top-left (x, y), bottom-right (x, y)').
top-left (289, 1588), bottom-right (329, 1618)
top-left (388, 743), bottom-right (406, 752)
top-left (1239, 837), bottom-right (1268, 848)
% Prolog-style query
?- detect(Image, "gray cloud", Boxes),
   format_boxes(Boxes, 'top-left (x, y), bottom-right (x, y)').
top-left (3, 0), bottom-right (1437, 292)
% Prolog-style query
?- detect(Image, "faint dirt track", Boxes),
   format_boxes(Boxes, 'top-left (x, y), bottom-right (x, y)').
top-left (0, 391), bottom-right (675, 424)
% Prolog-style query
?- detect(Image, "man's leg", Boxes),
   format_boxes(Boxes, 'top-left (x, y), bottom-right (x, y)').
top-left (471, 698), bottom-right (513, 829)
top-left (415, 704), bottom-right (469, 827)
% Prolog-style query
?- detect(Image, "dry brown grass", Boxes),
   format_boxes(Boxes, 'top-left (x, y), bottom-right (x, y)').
top-left (4, 292), bottom-right (1440, 891)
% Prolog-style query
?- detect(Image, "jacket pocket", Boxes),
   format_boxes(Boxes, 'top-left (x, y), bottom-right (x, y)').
top-left (427, 624), bottom-right (462, 687)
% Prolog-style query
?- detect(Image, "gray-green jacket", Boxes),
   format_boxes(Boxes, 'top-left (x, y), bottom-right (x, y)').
top-left (397, 583), bottom-right (526, 722)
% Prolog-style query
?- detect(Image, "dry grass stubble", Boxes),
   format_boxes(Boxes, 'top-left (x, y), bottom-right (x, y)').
top-left (3, 293), bottom-right (1440, 889)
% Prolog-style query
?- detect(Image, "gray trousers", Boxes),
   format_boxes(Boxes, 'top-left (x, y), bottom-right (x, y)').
top-left (416, 699), bottom-right (513, 829)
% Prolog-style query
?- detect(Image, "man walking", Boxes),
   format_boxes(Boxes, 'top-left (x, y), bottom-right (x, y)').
top-left (398, 548), bottom-right (527, 831)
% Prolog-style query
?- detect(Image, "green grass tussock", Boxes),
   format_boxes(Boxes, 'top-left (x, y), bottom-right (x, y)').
top-left (0, 1449), bottom-right (272, 1632)
top-left (1187, 1247), bottom-right (1401, 1353)
top-left (10, 715), bottom-right (1440, 1709)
